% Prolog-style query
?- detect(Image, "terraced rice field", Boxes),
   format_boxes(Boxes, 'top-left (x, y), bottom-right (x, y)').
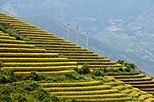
top-left (0, 13), bottom-right (121, 69)
top-left (41, 77), bottom-right (154, 102)
top-left (0, 12), bottom-right (154, 99)
top-left (109, 73), bottom-right (154, 95)
top-left (0, 30), bottom-right (79, 76)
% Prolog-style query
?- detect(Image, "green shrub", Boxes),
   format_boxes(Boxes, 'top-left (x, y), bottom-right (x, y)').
top-left (0, 25), bottom-right (6, 33)
top-left (0, 81), bottom-right (61, 102)
top-left (44, 72), bottom-right (85, 82)
top-left (14, 94), bottom-right (27, 102)
top-left (50, 94), bottom-right (61, 102)
top-left (103, 68), bottom-right (108, 73)
top-left (0, 96), bottom-right (13, 102)
top-left (117, 60), bottom-right (125, 65)
top-left (24, 72), bottom-right (45, 81)
top-left (92, 69), bottom-right (105, 76)
top-left (0, 61), bottom-right (4, 67)
top-left (0, 86), bottom-right (13, 95)
top-left (125, 63), bottom-right (137, 70)
top-left (71, 98), bottom-right (77, 102)
top-left (24, 82), bottom-right (40, 91)
top-left (0, 70), bottom-right (16, 84)
top-left (118, 67), bottom-right (125, 72)
top-left (124, 67), bottom-right (132, 72)
top-left (24, 72), bottom-right (87, 82)
top-left (76, 64), bottom-right (91, 74)
top-left (117, 60), bottom-right (139, 73)
top-left (34, 89), bottom-right (50, 101)
top-left (65, 72), bottom-right (85, 80)
top-left (0, 22), bottom-right (29, 40)
top-left (50, 75), bottom-right (67, 82)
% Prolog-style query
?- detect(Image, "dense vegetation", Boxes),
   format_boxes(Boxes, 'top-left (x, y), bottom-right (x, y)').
top-left (117, 60), bottom-right (137, 69)
top-left (0, 70), bottom-right (16, 84)
top-left (0, 70), bottom-right (61, 102)
top-left (0, 54), bottom-right (150, 101)
top-left (0, 81), bottom-right (61, 102)
top-left (0, 65), bottom-right (107, 102)
top-left (0, 21), bottom-right (28, 40)
top-left (0, 61), bottom-right (140, 84)
top-left (23, 64), bottom-right (106, 83)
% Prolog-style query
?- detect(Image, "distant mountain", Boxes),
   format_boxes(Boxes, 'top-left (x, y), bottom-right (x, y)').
top-left (95, 8), bottom-right (154, 75)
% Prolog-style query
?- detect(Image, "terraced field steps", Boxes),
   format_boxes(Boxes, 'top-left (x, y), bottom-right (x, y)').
top-left (41, 77), bottom-right (154, 101)
top-left (19, 34), bottom-right (54, 37)
top-left (2, 66), bottom-right (78, 71)
top-left (0, 43), bottom-right (35, 48)
top-left (26, 41), bottom-right (76, 45)
top-left (15, 70), bottom-right (74, 75)
top-left (41, 81), bottom-right (102, 87)
top-left (0, 48), bottom-right (46, 52)
top-left (3, 62), bottom-right (77, 67)
top-left (0, 39), bottom-right (25, 43)
top-left (0, 53), bottom-right (58, 57)
top-left (65, 97), bottom-right (133, 102)
top-left (44, 85), bottom-right (111, 92)
top-left (49, 89), bottom-right (119, 95)
top-left (1, 12), bottom-right (154, 100)
top-left (58, 93), bottom-right (127, 99)
top-left (0, 58), bottom-right (68, 62)
top-left (35, 45), bottom-right (81, 48)
top-left (0, 36), bottom-right (15, 39)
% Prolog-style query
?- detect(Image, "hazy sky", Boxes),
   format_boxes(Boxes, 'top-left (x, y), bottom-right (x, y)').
top-left (1, 0), bottom-right (153, 32)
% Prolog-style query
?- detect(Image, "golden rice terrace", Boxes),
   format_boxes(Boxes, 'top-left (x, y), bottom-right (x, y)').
top-left (0, 12), bottom-right (154, 102)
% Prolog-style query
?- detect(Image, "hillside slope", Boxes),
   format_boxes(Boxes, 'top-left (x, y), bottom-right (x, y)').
top-left (21, 14), bottom-right (154, 76)
top-left (0, 12), bottom-right (154, 101)
top-left (0, 0), bottom-right (153, 76)
top-left (21, 15), bottom-right (135, 64)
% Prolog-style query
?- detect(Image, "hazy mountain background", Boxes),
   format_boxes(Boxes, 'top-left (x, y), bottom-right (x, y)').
top-left (0, 0), bottom-right (153, 76)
